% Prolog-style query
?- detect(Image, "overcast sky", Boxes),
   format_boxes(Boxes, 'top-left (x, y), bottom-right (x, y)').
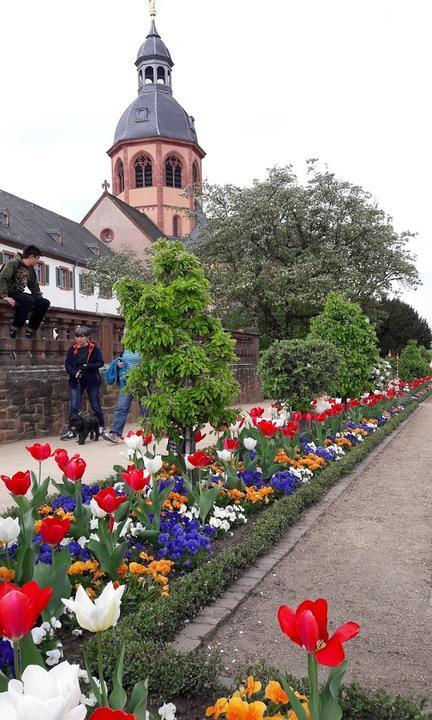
top-left (1, 0), bottom-right (431, 323)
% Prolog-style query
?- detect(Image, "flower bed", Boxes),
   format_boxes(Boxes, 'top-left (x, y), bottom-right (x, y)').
top-left (0, 378), bottom-right (431, 718)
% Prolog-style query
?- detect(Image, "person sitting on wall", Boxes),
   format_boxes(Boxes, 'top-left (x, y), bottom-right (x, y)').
top-left (0, 245), bottom-right (50, 339)
top-left (60, 325), bottom-right (105, 440)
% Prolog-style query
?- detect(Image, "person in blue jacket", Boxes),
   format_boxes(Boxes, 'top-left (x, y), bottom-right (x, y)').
top-left (103, 348), bottom-right (148, 443)
top-left (60, 325), bottom-right (105, 440)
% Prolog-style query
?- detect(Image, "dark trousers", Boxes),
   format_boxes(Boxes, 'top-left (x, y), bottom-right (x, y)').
top-left (8, 290), bottom-right (50, 329)
top-left (70, 383), bottom-right (105, 428)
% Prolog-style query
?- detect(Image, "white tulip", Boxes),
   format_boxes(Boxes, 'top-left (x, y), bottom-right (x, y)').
top-left (0, 516), bottom-right (20, 545)
top-left (216, 449), bottom-right (232, 462)
top-left (0, 661), bottom-right (87, 720)
top-left (61, 582), bottom-right (125, 633)
top-left (159, 702), bottom-right (177, 720)
top-left (90, 499), bottom-right (107, 519)
top-left (243, 437), bottom-right (257, 451)
top-left (123, 433), bottom-right (144, 451)
top-left (144, 455), bottom-right (163, 475)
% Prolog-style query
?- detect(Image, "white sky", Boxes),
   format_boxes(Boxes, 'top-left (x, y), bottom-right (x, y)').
top-left (0, 0), bottom-right (431, 323)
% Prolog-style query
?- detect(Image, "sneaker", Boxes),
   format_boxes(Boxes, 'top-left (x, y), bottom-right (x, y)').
top-left (99, 426), bottom-right (105, 436)
top-left (60, 430), bottom-right (77, 441)
top-left (103, 431), bottom-right (121, 444)
top-left (9, 325), bottom-right (18, 339)
top-left (25, 327), bottom-right (34, 339)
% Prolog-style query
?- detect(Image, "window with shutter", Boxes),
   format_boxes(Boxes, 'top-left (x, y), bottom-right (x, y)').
top-left (69, 271), bottom-right (74, 289)
top-left (45, 265), bottom-right (50, 285)
top-left (56, 268), bottom-right (60, 287)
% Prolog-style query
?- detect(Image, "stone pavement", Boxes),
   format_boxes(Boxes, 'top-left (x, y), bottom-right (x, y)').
top-left (0, 401), bottom-right (272, 512)
top-left (173, 400), bottom-right (432, 699)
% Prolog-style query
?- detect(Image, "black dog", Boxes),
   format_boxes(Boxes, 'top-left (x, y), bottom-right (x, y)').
top-left (69, 414), bottom-right (100, 445)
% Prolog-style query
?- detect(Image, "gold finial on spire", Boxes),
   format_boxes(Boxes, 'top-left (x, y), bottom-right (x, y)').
top-left (149, 0), bottom-right (156, 18)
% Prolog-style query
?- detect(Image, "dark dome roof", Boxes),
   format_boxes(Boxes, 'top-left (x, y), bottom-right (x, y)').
top-left (136, 20), bottom-right (172, 65)
top-left (113, 86), bottom-right (198, 145)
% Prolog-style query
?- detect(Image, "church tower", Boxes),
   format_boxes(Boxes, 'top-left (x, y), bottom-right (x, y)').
top-left (107, 2), bottom-right (205, 238)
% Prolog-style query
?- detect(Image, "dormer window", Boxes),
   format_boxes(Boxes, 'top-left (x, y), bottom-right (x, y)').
top-left (2, 209), bottom-right (10, 227)
top-left (47, 228), bottom-right (64, 244)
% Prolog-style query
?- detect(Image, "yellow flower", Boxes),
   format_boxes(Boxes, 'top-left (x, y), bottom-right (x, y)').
top-left (38, 505), bottom-right (52, 515)
top-left (264, 680), bottom-right (288, 705)
top-left (68, 561), bottom-right (87, 575)
top-left (129, 562), bottom-right (146, 575)
top-left (226, 697), bottom-right (267, 720)
top-left (117, 563), bottom-right (128, 577)
top-left (0, 567), bottom-right (15, 581)
top-left (205, 697), bottom-right (228, 718)
top-left (34, 520), bottom-right (42, 533)
top-left (241, 676), bottom-right (262, 698)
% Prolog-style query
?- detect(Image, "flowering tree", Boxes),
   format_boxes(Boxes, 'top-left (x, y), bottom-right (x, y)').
top-left (115, 239), bottom-right (239, 449)
top-left (310, 293), bottom-right (379, 398)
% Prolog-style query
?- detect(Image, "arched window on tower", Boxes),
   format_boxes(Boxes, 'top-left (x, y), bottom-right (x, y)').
top-left (135, 155), bottom-right (153, 188)
top-left (115, 160), bottom-right (125, 194)
top-left (138, 70), bottom-right (143, 88)
top-left (145, 67), bottom-right (154, 84)
top-left (192, 162), bottom-right (199, 185)
top-left (165, 156), bottom-right (182, 188)
top-left (172, 215), bottom-right (182, 237)
top-left (157, 66), bottom-right (166, 84)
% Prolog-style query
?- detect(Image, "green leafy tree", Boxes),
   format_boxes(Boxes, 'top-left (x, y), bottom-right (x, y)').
top-left (258, 338), bottom-right (342, 410)
top-left (189, 163), bottom-right (419, 344)
top-left (310, 292), bottom-right (380, 398)
top-left (84, 246), bottom-right (152, 289)
top-left (115, 239), bottom-right (239, 448)
top-left (370, 298), bottom-right (432, 355)
top-left (398, 340), bottom-right (431, 381)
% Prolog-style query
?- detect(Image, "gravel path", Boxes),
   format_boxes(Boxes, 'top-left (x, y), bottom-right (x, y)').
top-left (210, 400), bottom-right (432, 699)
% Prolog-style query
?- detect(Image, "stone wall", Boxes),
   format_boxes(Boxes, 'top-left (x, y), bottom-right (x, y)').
top-left (0, 360), bottom-right (262, 444)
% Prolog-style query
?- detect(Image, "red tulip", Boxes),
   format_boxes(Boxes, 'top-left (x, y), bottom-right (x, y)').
top-left (0, 581), bottom-right (52, 641)
top-left (347, 400), bottom-right (359, 407)
top-left (40, 516), bottom-right (71, 545)
top-left (26, 442), bottom-right (52, 461)
top-left (194, 430), bottom-right (207, 443)
top-left (304, 413), bottom-right (313, 422)
top-left (291, 412), bottom-right (303, 421)
top-left (89, 708), bottom-right (136, 719)
top-left (278, 598), bottom-right (360, 667)
top-left (315, 413), bottom-right (327, 423)
top-left (223, 438), bottom-right (240, 452)
top-left (143, 433), bottom-right (153, 445)
top-left (53, 448), bottom-right (75, 473)
top-left (257, 419), bottom-right (277, 438)
top-left (64, 456), bottom-right (86, 481)
top-left (281, 427), bottom-right (296, 439)
top-left (1, 470), bottom-right (31, 495)
top-left (121, 466), bottom-right (150, 492)
top-left (249, 406), bottom-right (265, 420)
top-left (94, 487), bottom-right (127, 514)
top-left (186, 451), bottom-right (214, 468)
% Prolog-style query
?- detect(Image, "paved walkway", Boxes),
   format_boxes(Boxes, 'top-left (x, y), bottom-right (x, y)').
top-left (176, 400), bottom-right (432, 699)
top-left (0, 401), bottom-right (272, 512)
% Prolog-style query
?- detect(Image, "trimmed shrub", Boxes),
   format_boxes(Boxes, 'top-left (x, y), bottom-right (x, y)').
top-left (258, 337), bottom-right (341, 409)
top-left (310, 292), bottom-right (380, 398)
top-left (399, 340), bottom-right (430, 381)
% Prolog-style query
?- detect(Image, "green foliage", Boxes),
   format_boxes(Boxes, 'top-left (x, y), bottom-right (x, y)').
top-left (115, 239), bottom-right (239, 443)
top-left (371, 298), bottom-right (432, 355)
top-left (398, 340), bottom-right (431, 381)
top-left (310, 293), bottom-right (380, 398)
top-left (258, 338), bottom-right (341, 409)
top-left (84, 246), bottom-right (152, 290)
top-left (189, 163), bottom-right (419, 343)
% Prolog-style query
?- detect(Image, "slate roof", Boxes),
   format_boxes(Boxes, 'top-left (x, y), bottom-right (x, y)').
top-left (136, 20), bottom-right (173, 65)
top-left (108, 194), bottom-right (166, 242)
top-left (114, 86), bottom-right (198, 145)
top-left (0, 189), bottom-right (112, 263)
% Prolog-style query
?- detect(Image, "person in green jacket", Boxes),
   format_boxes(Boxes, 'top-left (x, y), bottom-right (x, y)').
top-left (0, 245), bottom-right (50, 338)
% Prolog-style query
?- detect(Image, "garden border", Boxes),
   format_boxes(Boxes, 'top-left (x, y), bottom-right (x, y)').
top-left (91, 390), bottom-right (432, 700)
top-left (171, 399), bottom-right (425, 653)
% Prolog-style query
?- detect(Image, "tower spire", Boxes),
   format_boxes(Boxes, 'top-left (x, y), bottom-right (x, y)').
top-left (149, 0), bottom-right (156, 19)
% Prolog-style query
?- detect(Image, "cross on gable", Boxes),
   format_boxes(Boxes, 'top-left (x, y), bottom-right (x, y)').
top-left (101, 180), bottom-right (110, 191)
